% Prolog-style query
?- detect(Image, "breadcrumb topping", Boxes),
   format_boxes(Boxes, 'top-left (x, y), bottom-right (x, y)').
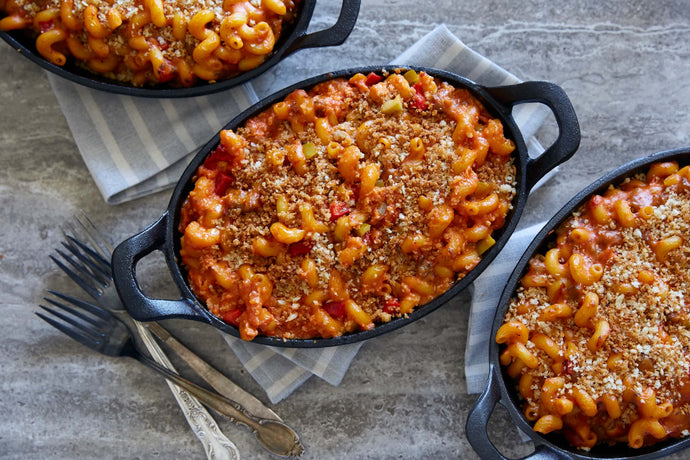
top-left (178, 70), bottom-right (517, 340)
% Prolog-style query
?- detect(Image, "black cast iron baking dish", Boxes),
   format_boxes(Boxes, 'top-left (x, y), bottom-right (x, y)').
top-left (466, 147), bottom-right (690, 459)
top-left (111, 65), bottom-right (581, 347)
top-left (0, 0), bottom-right (360, 97)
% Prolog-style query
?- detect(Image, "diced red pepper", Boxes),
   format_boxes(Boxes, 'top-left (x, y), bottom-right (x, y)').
top-left (323, 301), bottom-right (346, 319)
top-left (411, 83), bottom-right (428, 110)
top-left (222, 309), bottom-right (242, 326)
top-left (383, 298), bottom-right (400, 314)
top-left (203, 148), bottom-right (221, 170)
top-left (158, 40), bottom-right (170, 51)
top-left (214, 172), bottom-right (235, 196)
top-left (156, 59), bottom-right (175, 83)
top-left (412, 94), bottom-right (427, 110)
top-left (329, 201), bottom-right (350, 221)
top-left (214, 144), bottom-right (232, 162)
top-left (288, 240), bottom-right (314, 256)
top-left (203, 144), bottom-right (232, 170)
top-left (362, 228), bottom-right (377, 247)
top-left (351, 184), bottom-right (360, 202)
top-left (365, 72), bottom-right (383, 86)
top-left (562, 359), bottom-right (574, 376)
top-left (39, 20), bottom-right (53, 33)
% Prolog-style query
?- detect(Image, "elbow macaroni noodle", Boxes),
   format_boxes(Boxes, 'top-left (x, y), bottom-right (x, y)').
top-left (178, 69), bottom-right (517, 341)
top-left (498, 161), bottom-right (690, 450)
top-left (1, 0), bottom-right (299, 87)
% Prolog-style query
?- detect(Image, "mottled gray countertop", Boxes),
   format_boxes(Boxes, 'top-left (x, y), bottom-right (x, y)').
top-left (2, 1), bottom-right (690, 459)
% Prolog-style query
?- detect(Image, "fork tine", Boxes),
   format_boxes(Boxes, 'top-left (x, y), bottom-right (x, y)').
top-left (68, 212), bottom-right (114, 259)
top-left (50, 253), bottom-right (102, 300)
top-left (42, 296), bottom-right (104, 329)
top-left (60, 240), bottom-right (112, 281)
top-left (66, 235), bottom-right (112, 272)
top-left (77, 212), bottom-right (114, 254)
top-left (37, 304), bottom-right (103, 347)
top-left (46, 290), bottom-right (112, 322)
top-left (55, 246), bottom-right (109, 286)
top-left (36, 312), bottom-right (103, 350)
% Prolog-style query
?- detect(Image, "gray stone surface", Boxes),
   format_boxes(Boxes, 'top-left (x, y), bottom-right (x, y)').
top-left (2, 0), bottom-right (690, 458)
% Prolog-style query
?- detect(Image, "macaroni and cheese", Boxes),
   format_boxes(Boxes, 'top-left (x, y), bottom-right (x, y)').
top-left (179, 69), bottom-right (517, 341)
top-left (498, 161), bottom-right (690, 449)
top-left (0, 0), bottom-right (299, 87)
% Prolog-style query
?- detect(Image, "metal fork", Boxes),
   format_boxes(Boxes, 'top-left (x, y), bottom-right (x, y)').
top-left (51, 215), bottom-right (241, 460)
top-left (37, 293), bottom-right (303, 458)
top-left (50, 215), bottom-right (303, 457)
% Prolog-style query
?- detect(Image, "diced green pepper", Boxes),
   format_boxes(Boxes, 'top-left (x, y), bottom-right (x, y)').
top-left (303, 142), bottom-right (317, 159)
top-left (403, 69), bottom-right (419, 84)
top-left (477, 235), bottom-right (496, 255)
top-left (381, 96), bottom-right (403, 115)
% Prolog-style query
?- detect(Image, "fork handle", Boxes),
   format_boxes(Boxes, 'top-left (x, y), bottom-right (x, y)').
top-left (135, 322), bottom-right (240, 460)
top-left (134, 349), bottom-right (303, 458)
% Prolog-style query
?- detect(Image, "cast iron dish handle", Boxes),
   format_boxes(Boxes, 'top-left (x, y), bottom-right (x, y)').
top-left (466, 365), bottom-right (564, 460)
top-left (285, 0), bottom-right (361, 55)
top-left (486, 81), bottom-right (581, 191)
top-left (112, 212), bottom-right (206, 323)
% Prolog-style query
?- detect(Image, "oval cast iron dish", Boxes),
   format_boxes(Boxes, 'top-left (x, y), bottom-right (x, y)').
top-left (112, 65), bottom-right (581, 347)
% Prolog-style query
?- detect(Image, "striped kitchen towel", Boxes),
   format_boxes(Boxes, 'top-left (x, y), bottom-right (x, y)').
top-left (47, 75), bottom-right (259, 205)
